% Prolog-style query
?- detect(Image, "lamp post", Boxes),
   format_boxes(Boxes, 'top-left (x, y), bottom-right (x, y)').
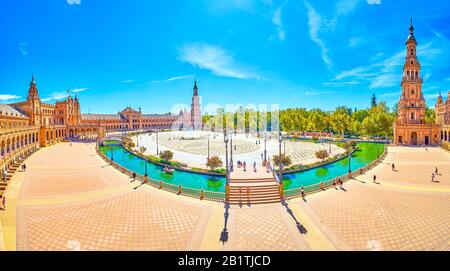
top-left (264, 131), bottom-right (267, 162)
top-left (278, 131), bottom-right (283, 184)
top-left (329, 125), bottom-right (332, 154)
top-left (230, 131), bottom-right (233, 172)
top-left (144, 157), bottom-right (148, 177)
top-left (110, 145), bottom-right (114, 162)
top-left (377, 137), bottom-right (380, 158)
top-left (207, 134), bottom-right (210, 160)
top-left (224, 129), bottom-right (230, 202)
top-left (156, 131), bottom-right (159, 155)
top-left (348, 146), bottom-right (354, 173)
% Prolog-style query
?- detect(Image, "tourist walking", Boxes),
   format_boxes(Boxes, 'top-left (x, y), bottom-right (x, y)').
top-left (23, 163), bottom-right (26, 172)
top-left (243, 161), bottom-right (246, 172)
top-left (339, 178), bottom-right (343, 189)
top-left (132, 172), bottom-right (136, 182)
top-left (435, 167), bottom-right (438, 175)
top-left (373, 175), bottom-right (377, 183)
top-left (391, 163), bottom-right (395, 171)
top-left (431, 173), bottom-right (435, 182)
top-left (301, 186), bottom-right (305, 200)
top-left (253, 161), bottom-right (257, 172)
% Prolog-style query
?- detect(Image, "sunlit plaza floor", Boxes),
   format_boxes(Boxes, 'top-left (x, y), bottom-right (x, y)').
top-left (133, 131), bottom-right (345, 169)
top-left (0, 143), bottom-right (448, 251)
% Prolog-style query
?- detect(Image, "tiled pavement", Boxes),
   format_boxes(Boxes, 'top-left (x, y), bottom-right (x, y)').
top-left (1, 143), bottom-right (449, 251)
top-left (305, 181), bottom-right (450, 251)
top-left (17, 189), bottom-right (211, 251)
top-left (221, 204), bottom-right (311, 251)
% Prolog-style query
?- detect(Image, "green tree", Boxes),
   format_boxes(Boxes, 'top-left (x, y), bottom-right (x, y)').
top-left (371, 94), bottom-right (377, 108)
top-left (425, 106), bottom-right (436, 124)
top-left (330, 107), bottom-right (352, 136)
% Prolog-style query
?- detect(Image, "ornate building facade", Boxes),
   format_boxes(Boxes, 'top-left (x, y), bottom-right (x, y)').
top-left (393, 21), bottom-right (444, 145)
top-left (435, 91), bottom-right (450, 142)
top-left (1, 77), bottom-right (201, 170)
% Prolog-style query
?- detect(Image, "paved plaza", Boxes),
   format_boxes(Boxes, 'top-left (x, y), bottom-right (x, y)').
top-left (0, 143), bottom-right (449, 251)
top-left (135, 131), bottom-right (344, 169)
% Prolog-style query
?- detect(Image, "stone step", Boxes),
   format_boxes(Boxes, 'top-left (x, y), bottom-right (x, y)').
top-left (229, 185), bottom-right (279, 191)
top-left (230, 190), bottom-right (280, 197)
top-left (229, 194), bottom-right (281, 201)
top-left (229, 178), bottom-right (275, 183)
top-left (229, 197), bottom-right (281, 205)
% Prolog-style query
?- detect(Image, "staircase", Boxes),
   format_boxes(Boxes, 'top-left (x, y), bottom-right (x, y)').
top-left (228, 165), bottom-right (282, 205)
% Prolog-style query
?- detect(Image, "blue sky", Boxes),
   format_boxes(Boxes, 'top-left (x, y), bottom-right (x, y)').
top-left (0, 0), bottom-right (449, 114)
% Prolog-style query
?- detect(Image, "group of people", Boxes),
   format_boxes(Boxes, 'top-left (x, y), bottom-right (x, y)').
top-left (236, 161), bottom-right (259, 173)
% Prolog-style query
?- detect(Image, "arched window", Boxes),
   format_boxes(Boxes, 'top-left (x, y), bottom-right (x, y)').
top-left (411, 88), bottom-right (415, 94)
top-left (411, 112), bottom-right (415, 120)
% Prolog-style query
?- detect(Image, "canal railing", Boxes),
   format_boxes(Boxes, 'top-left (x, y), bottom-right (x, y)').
top-left (283, 146), bottom-right (389, 200)
top-left (96, 145), bottom-right (225, 202)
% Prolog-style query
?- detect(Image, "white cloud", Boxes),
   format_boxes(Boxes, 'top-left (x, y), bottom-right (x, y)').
top-left (367, 0), bottom-right (381, 4)
top-left (122, 80), bottom-right (133, 83)
top-left (42, 92), bottom-right (70, 102)
top-left (305, 90), bottom-right (336, 96)
top-left (349, 37), bottom-right (363, 47)
top-left (336, 0), bottom-right (360, 16)
top-left (0, 94), bottom-right (21, 101)
top-left (19, 42), bottom-right (28, 56)
top-left (150, 75), bottom-right (195, 84)
top-left (73, 88), bottom-right (88, 93)
top-left (272, 6), bottom-right (285, 41)
top-left (322, 81), bottom-right (360, 87)
top-left (41, 87), bottom-right (93, 101)
top-left (334, 41), bottom-right (443, 88)
top-left (67, 0), bottom-right (81, 5)
top-left (305, 2), bottom-right (333, 68)
top-left (178, 43), bottom-right (259, 79)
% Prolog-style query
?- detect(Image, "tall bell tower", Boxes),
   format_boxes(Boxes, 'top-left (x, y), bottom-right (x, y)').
top-left (393, 19), bottom-right (441, 145)
top-left (397, 19), bottom-right (426, 126)
top-left (191, 79), bottom-right (202, 130)
top-left (27, 74), bottom-right (42, 125)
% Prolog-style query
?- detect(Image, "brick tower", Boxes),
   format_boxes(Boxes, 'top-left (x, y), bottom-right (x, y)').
top-left (191, 79), bottom-right (202, 130)
top-left (393, 19), bottom-right (441, 145)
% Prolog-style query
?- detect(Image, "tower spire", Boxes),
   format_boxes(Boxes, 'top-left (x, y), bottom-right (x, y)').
top-left (193, 78), bottom-right (198, 96)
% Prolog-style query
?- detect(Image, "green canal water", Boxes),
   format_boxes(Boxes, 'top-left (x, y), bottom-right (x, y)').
top-left (99, 141), bottom-right (384, 192)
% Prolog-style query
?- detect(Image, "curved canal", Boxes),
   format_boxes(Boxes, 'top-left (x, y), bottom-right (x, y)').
top-left (99, 141), bottom-right (384, 192)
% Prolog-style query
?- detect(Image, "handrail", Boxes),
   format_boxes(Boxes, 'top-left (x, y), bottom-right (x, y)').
top-left (96, 145), bottom-right (225, 202)
top-left (283, 145), bottom-right (389, 199)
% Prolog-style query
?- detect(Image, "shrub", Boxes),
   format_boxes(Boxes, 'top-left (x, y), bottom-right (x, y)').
top-left (315, 149), bottom-right (329, 160)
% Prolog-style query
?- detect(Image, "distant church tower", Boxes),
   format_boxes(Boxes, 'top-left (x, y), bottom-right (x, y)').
top-left (393, 19), bottom-right (440, 145)
top-left (27, 74), bottom-right (42, 125)
top-left (191, 79), bottom-right (202, 130)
